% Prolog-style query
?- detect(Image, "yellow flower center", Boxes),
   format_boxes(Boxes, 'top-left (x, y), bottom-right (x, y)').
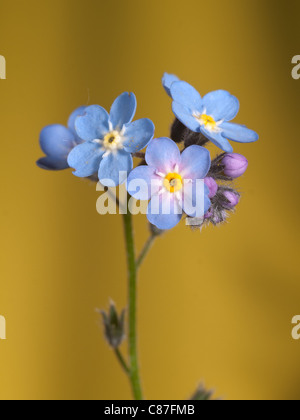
top-left (103, 131), bottom-right (122, 149)
top-left (164, 173), bottom-right (183, 193)
top-left (198, 114), bottom-right (217, 131)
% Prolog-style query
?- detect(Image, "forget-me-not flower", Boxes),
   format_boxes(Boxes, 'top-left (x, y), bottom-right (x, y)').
top-left (37, 106), bottom-right (86, 170)
top-left (68, 93), bottom-right (155, 187)
top-left (127, 138), bottom-right (211, 230)
top-left (168, 80), bottom-right (259, 153)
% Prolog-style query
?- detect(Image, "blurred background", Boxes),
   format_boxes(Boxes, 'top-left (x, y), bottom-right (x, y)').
top-left (0, 0), bottom-right (299, 400)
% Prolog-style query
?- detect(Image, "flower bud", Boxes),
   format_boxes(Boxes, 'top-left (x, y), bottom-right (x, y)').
top-left (211, 213), bottom-right (225, 224)
top-left (100, 302), bottom-right (125, 349)
top-left (183, 130), bottom-right (209, 148)
top-left (204, 209), bottom-right (213, 219)
top-left (203, 207), bottom-right (228, 225)
top-left (170, 118), bottom-right (186, 143)
top-left (190, 384), bottom-right (215, 401)
top-left (222, 191), bottom-right (240, 209)
top-left (222, 153), bottom-right (248, 178)
top-left (204, 177), bottom-right (218, 198)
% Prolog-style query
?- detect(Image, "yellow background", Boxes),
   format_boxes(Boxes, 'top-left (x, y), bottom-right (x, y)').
top-left (0, 0), bottom-right (299, 400)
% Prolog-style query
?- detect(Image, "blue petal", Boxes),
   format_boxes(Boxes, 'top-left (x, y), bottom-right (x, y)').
top-left (40, 124), bottom-right (76, 158)
top-left (123, 118), bottom-right (155, 153)
top-left (170, 81), bottom-right (202, 111)
top-left (182, 180), bottom-right (211, 218)
top-left (109, 92), bottom-right (137, 130)
top-left (99, 150), bottom-right (133, 187)
top-left (36, 156), bottom-right (69, 171)
top-left (67, 141), bottom-right (104, 178)
top-left (202, 90), bottom-right (240, 122)
top-left (127, 166), bottom-right (160, 200)
top-left (162, 73), bottom-right (180, 96)
top-left (220, 122), bottom-right (259, 143)
top-left (145, 137), bottom-right (181, 173)
top-left (180, 145), bottom-right (211, 180)
top-left (67, 106), bottom-right (87, 141)
top-left (75, 105), bottom-right (109, 141)
top-left (147, 192), bottom-right (182, 230)
top-left (200, 127), bottom-right (233, 153)
top-left (172, 102), bottom-right (201, 132)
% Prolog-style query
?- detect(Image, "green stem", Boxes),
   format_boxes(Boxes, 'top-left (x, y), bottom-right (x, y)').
top-left (114, 348), bottom-right (130, 375)
top-left (136, 235), bottom-right (156, 268)
top-left (123, 203), bottom-right (143, 400)
top-left (106, 188), bottom-right (120, 209)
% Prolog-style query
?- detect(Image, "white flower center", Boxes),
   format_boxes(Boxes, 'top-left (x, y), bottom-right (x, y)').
top-left (155, 164), bottom-right (190, 202)
top-left (93, 127), bottom-right (125, 157)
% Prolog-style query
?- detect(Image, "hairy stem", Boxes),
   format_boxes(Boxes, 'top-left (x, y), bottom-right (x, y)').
top-left (114, 348), bottom-right (130, 375)
top-left (136, 235), bottom-right (156, 269)
top-left (123, 203), bottom-right (143, 400)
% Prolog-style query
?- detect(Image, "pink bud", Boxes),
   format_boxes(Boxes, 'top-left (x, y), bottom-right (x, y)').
top-left (222, 191), bottom-right (240, 209)
top-left (222, 153), bottom-right (248, 178)
top-left (204, 177), bottom-right (218, 198)
top-left (204, 209), bottom-right (213, 219)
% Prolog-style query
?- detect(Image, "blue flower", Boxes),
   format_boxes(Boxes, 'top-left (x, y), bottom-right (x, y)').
top-left (68, 93), bottom-right (155, 187)
top-left (37, 106), bottom-right (86, 170)
top-left (169, 80), bottom-right (259, 153)
top-left (127, 138), bottom-right (211, 230)
top-left (162, 73), bottom-right (180, 96)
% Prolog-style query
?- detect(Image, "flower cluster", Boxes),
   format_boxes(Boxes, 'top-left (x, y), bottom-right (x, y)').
top-left (37, 73), bottom-right (259, 230)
